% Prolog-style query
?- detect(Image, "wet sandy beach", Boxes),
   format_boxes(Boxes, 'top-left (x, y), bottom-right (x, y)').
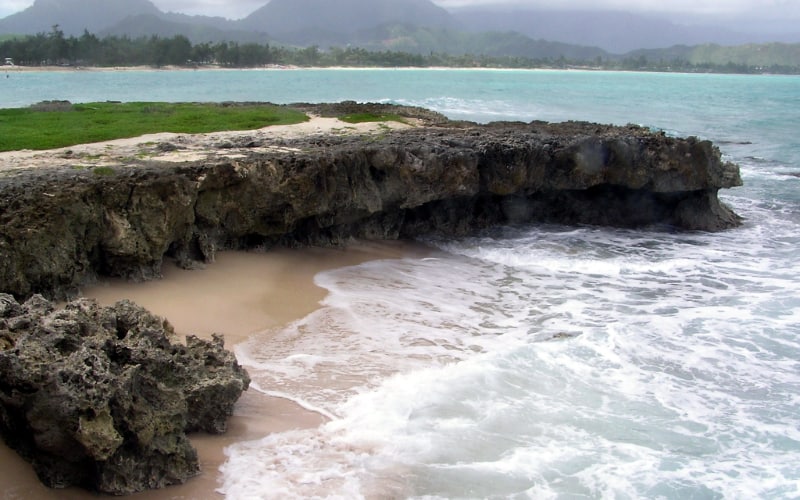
top-left (0, 241), bottom-right (426, 499)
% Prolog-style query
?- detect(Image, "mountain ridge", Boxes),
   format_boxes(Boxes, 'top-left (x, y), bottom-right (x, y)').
top-left (0, 0), bottom-right (160, 35)
top-left (238, 0), bottom-right (457, 37)
top-left (451, 7), bottom-right (764, 54)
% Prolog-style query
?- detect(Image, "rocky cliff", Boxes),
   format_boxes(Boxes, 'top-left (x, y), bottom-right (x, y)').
top-left (0, 104), bottom-right (742, 301)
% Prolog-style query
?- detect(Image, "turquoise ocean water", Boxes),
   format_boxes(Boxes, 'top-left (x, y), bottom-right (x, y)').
top-left (3, 69), bottom-right (799, 499)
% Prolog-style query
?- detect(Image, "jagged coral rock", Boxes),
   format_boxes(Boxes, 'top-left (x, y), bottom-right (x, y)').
top-left (0, 294), bottom-right (249, 494)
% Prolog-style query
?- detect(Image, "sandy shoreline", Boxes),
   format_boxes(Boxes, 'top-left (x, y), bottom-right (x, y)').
top-left (0, 241), bottom-right (429, 498)
top-left (2, 64), bottom-right (554, 73)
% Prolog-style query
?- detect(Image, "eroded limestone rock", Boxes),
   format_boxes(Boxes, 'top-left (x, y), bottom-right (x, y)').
top-left (0, 104), bottom-right (743, 300)
top-left (0, 294), bottom-right (249, 495)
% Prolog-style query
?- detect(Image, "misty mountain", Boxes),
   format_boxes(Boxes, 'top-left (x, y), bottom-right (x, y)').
top-left (451, 7), bottom-right (763, 54)
top-left (0, 0), bottom-right (796, 68)
top-left (0, 0), bottom-right (160, 36)
top-left (102, 14), bottom-right (269, 44)
top-left (354, 24), bottom-right (606, 61)
top-left (238, 0), bottom-right (457, 41)
top-left (629, 43), bottom-right (800, 69)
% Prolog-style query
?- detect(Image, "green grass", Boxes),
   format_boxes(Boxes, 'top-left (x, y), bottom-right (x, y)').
top-left (92, 166), bottom-right (116, 176)
top-left (338, 112), bottom-right (407, 125)
top-left (0, 102), bottom-right (309, 152)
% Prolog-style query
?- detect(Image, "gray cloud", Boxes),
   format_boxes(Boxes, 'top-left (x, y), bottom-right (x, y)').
top-left (0, 0), bottom-right (29, 18)
top-left (437, 0), bottom-right (800, 20)
top-left (155, 0), bottom-right (264, 18)
top-left (1, 0), bottom-right (797, 22)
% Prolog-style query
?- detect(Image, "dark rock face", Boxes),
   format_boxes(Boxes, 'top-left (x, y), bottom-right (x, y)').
top-left (0, 109), bottom-right (742, 300)
top-left (0, 294), bottom-right (250, 495)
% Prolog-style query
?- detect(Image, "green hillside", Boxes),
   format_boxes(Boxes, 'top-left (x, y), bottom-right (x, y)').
top-left (623, 42), bottom-right (800, 73)
top-left (359, 25), bottom-right (606, 61)
top-left (2, 23), bottom-right (799, 74)
top-left (688, 43), bottom-right (800, 68)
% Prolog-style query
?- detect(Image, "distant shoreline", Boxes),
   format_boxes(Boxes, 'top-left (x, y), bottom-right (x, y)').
top-left (0, 64), bottom-right (797, 76)
top-left (3, 64), bottom-right (787, 77)
top-left (3, 64), bottom-right (555, 72)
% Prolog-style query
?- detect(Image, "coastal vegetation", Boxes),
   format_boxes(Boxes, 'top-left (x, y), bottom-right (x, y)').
top-left (0, 101), bottom-right (308, 151)
top-left (1, 27), bottom-right (799, 75)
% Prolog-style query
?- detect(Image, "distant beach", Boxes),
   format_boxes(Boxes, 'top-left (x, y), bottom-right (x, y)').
top-left (2, 63), bottom-right (574, 74)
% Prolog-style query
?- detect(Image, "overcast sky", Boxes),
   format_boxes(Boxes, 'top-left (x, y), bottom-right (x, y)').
top-left (0, 0), bottom-right (797, 22)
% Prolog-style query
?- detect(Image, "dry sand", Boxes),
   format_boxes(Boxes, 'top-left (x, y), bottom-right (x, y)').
top-left (0, 242), bottom-right (429, 499)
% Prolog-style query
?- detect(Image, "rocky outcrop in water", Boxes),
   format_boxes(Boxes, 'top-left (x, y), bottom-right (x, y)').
top-left (0, 104), bottom-right (742, 301)
top-left (0, 293), bottom-right (249, 494)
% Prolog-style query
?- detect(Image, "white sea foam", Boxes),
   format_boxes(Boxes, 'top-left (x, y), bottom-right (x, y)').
top-left (223, 204), bottom-right (800, 498)
top-left (219, 71), bottom-right (800, 499)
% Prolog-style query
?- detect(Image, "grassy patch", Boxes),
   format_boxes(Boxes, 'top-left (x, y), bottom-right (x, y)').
top-left (92, 166), bottom-right (116, 176)
top-left (338, 112), bottom-right (407, 125)
top-left (0, 102), bottom-right (309, 152)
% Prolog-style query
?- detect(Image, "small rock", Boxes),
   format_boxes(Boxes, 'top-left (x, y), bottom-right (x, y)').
top-left (156, 142), bottom-right (180, 153)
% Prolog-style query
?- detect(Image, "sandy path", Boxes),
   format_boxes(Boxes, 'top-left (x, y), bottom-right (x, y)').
top-left (0, 115), bottom-right (414, 173)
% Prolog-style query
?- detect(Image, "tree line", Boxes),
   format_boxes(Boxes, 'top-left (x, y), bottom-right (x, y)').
top-left (2, 26), bottom-right (797, 75)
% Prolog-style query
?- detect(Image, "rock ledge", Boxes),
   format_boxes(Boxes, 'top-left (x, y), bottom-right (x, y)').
top-left (0, 104), bottom-right (743, 301)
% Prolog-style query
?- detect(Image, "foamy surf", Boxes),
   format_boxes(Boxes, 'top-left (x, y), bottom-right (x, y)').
top-left (220, 192), bottom-right (800, 498)
top-left (217, 70), bottom-right (800, 499)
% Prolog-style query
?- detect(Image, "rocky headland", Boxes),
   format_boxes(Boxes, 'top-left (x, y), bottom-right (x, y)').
top-left (0, 102), bottom-right (742, 494)
top-left (0, 102), bottom-right (742, 301)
